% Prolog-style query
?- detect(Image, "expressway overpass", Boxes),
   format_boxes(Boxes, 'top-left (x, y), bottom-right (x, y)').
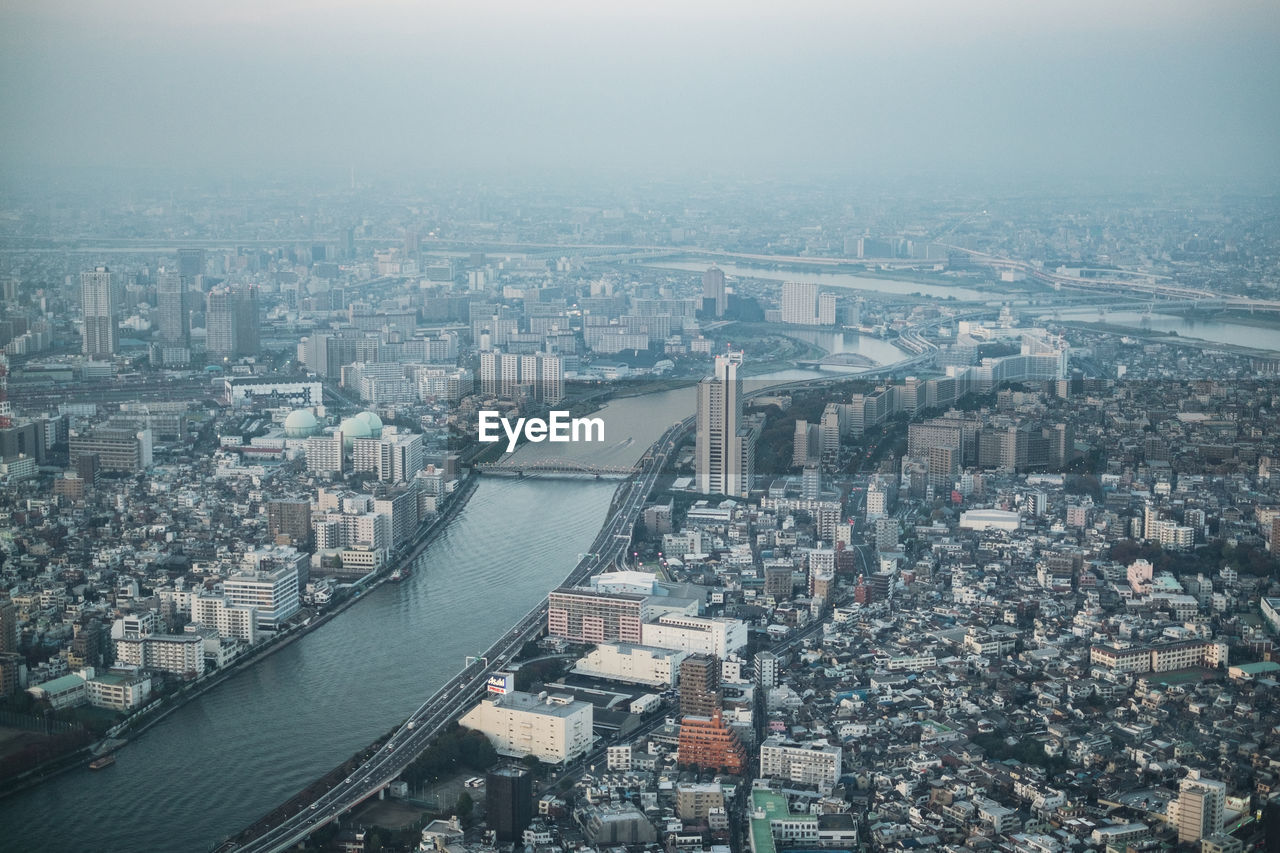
top-left (226, 420), bottom-right (688, 853)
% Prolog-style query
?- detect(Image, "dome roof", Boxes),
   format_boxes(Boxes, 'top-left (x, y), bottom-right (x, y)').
top-left (338, 416), bottom-right (372, 449)
top-left (355, 411), bottom-right (383, 437)
top-left (283, 409), bottom-right (320, 438)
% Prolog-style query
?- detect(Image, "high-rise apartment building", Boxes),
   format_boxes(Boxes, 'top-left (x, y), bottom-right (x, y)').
top-left (207, 286), bottom-right (260, 360)
top-left (81, 266), bottom-right (118, 358)
top-left (676, 709), bottom-right (747, 774)
top-left (759, 737), bottom-right (843, 794)
top-left (754, 650), bottom-right (779, 690)
top-left (702, 266), bottom-right (727, 317)
top-left (234, 285), bottom-right (260, 356)
top-left (678, 654), bottom-right (720, 718)
top-left (154, 267), bottom-right (188, 347)
top-left (177, 248), bottom-right (206, 284)
top-left (206, 287), bottom-right (236, 359)
top-left (0, 597), bottom-right (16, 654)
top-left (267, 500), bottom-right (313, 549)
top-left (780, 281), bottom-right (834, 325)
top-left (224, 553), bottom-right (302, 630)
top-left (480, 350), bottom-right (563, 404)
top-left (352, 430), bottom-right (424, 484)
top-left (695, 351), bottom-right (754, 498)
top-left (548, 588), bottom-right (645, 644)
top-left (1173, 772), bottom-right (1226, 843)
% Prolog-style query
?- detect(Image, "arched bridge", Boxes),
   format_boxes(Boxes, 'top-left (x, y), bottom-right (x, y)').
top-left (474, 457), bottom-right (638, 479)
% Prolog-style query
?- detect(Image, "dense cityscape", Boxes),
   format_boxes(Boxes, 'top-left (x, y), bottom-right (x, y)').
top-left (3, 2), bottom-right (1280, 853)
top-left (0, 174), bottom-right (1279, 853)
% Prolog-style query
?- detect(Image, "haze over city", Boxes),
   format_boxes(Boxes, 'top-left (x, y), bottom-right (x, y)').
top-left (3, 2), bottom-right (1280, 853)
top-left (2, 0), bottom-right (1278, 183)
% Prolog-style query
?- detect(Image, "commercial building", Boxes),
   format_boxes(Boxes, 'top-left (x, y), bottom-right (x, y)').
top-left (459, 690), bottom-right (593, 764)
top-left (958, 509), bottom-right (1021, 531)
top-left (573, 643), bottom-right (686, 687)
top-left (579, 804), bottom-right (657, 845)
top-left (223, 377), bottom-right (323, 409)
top-left (642, 613), bottom-right (748, 658)
top-left (695, 350), bottom-right (755, 498)
top-left (69, 426), bottom-right (153, 472)
top-left (486, 767), bottom-right (533, 842)
top-left (28, 673), bottom-right (87, 710)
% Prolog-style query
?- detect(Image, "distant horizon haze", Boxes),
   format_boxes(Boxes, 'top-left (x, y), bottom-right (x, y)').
top-left (0, 0), bottom-right (1277, 185)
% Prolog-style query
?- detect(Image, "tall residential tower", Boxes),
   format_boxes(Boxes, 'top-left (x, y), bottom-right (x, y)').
top-left (80, 266), bottom-right (118, 358)
top-left (695, 350), bottom-right (754, 498)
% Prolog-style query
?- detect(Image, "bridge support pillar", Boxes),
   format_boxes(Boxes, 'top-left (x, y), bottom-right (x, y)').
top-left (379, 787), bottom-right (386, 800)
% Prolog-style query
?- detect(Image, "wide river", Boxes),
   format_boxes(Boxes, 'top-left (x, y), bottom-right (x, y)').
top-left (0, 356), bottom-right (861, 851)
top-left (1037, 307), bottom-right (1280, 353)
top-left (9, 298), bottom-right (1276, 851)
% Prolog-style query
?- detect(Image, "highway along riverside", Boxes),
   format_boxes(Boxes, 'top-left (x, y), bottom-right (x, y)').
top-left (0, 471), bottom-right (480, 805)
top-left (0, 335), bottom-right (940, 852)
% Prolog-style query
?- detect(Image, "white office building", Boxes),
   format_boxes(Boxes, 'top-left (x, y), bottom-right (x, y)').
top-left (641, 613), bottom-right (748, 658)
top-left (459, 690), bottom-right (593, 764)
top-left (574, 643), bottom-right (687, 686)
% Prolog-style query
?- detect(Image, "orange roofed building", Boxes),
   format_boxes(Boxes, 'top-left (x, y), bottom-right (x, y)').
top-left (677, 709), bottom-right (747, 775)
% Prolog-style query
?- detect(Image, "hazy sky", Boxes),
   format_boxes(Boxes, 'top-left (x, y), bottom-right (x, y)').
top-left (1, 0), bottom-right (1277, 183)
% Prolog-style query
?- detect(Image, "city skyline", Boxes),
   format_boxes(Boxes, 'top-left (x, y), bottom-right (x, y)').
top-left (2, 1), bottom-right (1280, 851)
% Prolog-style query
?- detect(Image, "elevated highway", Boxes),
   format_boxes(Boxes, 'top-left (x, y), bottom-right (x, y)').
top-left (225, 310), bottom-right (979, 852)
top-left (226, 420), bottom-right (687, 853)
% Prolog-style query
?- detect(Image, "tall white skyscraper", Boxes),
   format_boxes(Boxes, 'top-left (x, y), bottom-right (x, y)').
top-left (696, 351), bottom-right (754, 498)
top-left (80, 266), bottom-right (118, 358)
